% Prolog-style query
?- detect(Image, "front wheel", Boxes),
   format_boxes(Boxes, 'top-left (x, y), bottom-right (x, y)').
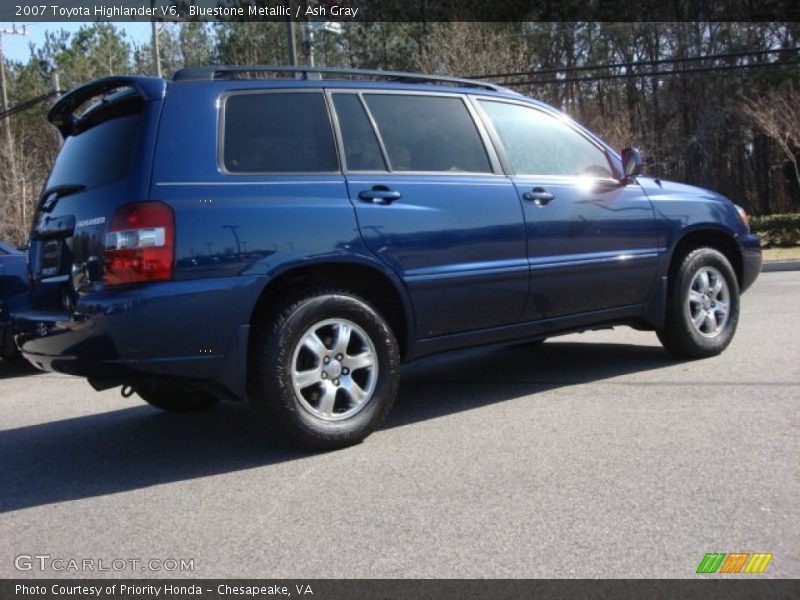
top-left (657, 247), bottom-right (740, 358)
top-left (249, 289), bottom-right (400, 450)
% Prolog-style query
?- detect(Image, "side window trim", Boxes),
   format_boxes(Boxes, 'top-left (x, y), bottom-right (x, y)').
top-left (325, 90), bottom-right (391, 173)
top-left (462, 95), bottom-right (504, 175)
top-left (468, 95), bottom-right (514, 177)
top-left (325, 90), bottom-right (356, 173)
top-left (356, 92), bottom-right (393, 172)
top-left (217, 88), bottom-right (342, 176)
top-left (470, 96), bottom-right (617, 180)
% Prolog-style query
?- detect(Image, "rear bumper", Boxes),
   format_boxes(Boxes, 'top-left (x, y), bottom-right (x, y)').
top-left (739, 233), bottom-right (762, 293)
top-left (11, 276), bottom-right (264, 397)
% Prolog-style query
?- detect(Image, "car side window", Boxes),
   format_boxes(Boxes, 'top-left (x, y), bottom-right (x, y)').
top-left (478, 100), bottom-right (612, 178)
top-left (223, 92), bottom-right (338, 173)
top-left (363, 94), bottom-right (492, 173)
top-left (332, 94), bottom-right (387, 171)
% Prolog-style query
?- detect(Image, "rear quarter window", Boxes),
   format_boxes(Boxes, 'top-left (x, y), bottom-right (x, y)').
top-left (222, 92), bottom-right (339, 173)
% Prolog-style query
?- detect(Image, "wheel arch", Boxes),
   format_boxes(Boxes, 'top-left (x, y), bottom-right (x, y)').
top-left (644, 226), bottom-right (744, 329)
top-left (667, 226), bottom-right (744, 288)
top-left (248, 256), bottom-right (415, 360)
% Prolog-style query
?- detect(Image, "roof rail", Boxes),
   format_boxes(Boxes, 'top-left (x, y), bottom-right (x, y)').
top-left (172, 65), bottom-right (511, 93)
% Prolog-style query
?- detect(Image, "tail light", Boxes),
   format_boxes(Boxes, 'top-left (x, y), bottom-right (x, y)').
top-left (104, 201), bottom-right (174, 285)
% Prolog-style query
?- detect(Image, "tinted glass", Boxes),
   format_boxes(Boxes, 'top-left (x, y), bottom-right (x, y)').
top-left (364, 94), bottom-right (491, 173)
top-left (48, 114), bottom-right (139, 189)
top-left (333, 94), bottom-right (386, 171)
top-left (479, 100), bottom-right (612, 178)
top-left (223, 92), bottom-right (338, 173)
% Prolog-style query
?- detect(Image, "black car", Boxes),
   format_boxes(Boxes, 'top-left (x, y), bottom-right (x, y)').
top-left (0, 241), bottom-right (28, 359)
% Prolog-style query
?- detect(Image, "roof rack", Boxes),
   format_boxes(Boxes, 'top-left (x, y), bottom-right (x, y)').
top-left (172, 65), bottom-right (511, 93)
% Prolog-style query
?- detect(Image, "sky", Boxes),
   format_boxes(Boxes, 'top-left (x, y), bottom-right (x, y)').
top-left (0, 22), bottom-right (153, 63)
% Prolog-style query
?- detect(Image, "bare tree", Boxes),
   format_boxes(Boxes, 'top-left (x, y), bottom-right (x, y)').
top-left (3, 22), bottom-right (800, 246)
top-left (415, 23), bottom-right (527, 78)
top-left (740, 83), bottom-right (800, 191)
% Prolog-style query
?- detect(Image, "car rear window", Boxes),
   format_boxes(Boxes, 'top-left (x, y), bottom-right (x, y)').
top-left (223, 92), bottom-right (338, 173)
top-left (47, 113), bottom-right (140, 189)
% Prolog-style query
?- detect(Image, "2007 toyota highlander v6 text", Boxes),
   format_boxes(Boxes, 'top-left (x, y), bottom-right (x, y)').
top-left (11, 66), bottom-right (762, 449)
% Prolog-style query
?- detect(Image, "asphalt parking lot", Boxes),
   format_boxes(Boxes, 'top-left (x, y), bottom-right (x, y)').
top-left (1, 272), bottom-right (798, 579)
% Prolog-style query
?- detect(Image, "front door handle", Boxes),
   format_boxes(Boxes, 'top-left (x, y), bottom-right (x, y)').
top-left (358, 187), bottom-right (401, 205)
top-left (523, 187), bottom-right (555, 206)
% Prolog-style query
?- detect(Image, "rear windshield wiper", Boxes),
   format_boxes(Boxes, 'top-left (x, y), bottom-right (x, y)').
top-left (38, 184), bottom-right (87, 213)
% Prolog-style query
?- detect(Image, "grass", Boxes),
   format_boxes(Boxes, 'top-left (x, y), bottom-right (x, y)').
top-left (762, 246), bottom-right (800, 262)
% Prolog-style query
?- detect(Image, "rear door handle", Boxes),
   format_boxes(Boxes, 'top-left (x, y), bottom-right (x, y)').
top-left (358, 187), bottom-right (401, 205)
top-left (523, 187), bottom-right (555, 205)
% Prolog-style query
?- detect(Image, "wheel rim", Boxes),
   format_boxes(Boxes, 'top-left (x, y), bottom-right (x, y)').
top-left (290, 318), bottom-right (379, 421)
top-left (685, 266), bottom-right (730, 338)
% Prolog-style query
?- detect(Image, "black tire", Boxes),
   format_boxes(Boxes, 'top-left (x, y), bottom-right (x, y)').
top-left (249, 289), bottom-right (400, 450)
top-left (1, 330), bottom-right (21, 359)
top-left (0, 347), bottom-right (21, 360)
top-left (657, 247), bottom-right (740, 359)
top-left (137, 384), bottom-right (220, 412)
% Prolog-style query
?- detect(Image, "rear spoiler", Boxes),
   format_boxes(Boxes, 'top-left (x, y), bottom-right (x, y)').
top-left (47, 76), bottom-right (167, 137)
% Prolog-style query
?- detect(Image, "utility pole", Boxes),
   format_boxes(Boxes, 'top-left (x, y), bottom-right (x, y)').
top-left (151, 20), bottom-right (161, 77)
top-left (150, 2), bottom-right (162, 77)
top-left (0, 25), bottom-right (28, 144)
top-left (50, 72), bottom-right (61, 99)
top-left (285, 1), bottom-right (297, 67)
top-left (303, 22), bottom-right (343, 68)
top-left (0, 25), bottom-right (27, 230)
top-left (0, 25), bottom-right (27, 103)
top-left (304, 25), bottom-right (316, 67)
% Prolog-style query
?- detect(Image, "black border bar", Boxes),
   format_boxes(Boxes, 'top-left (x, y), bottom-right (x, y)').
top-left (3, 580), bottom-right (800, 600)
top-left (2, 0), bottom-right (800, 23)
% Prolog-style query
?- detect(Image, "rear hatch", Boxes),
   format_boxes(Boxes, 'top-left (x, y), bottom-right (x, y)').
top-left (28, 77), bottom-right (166, 312)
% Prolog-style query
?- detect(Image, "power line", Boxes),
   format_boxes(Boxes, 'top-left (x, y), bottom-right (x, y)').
top-left (470, 47), bottom-right (800, 80)
top-left (0, 90), bottom-right (58, 121)
top-left (496, 59), bottom-right (800, 87)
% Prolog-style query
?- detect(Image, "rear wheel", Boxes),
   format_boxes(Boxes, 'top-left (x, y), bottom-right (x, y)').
top-left (249, 289), bottom-right (400, 450)
top-left (137, 384), bottom-right (220, 412)
top-left (657, 247), bottom-right (740, 358)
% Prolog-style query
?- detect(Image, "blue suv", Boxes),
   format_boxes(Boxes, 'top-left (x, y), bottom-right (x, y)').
top-left (12, 66), bottom-right (762, 449)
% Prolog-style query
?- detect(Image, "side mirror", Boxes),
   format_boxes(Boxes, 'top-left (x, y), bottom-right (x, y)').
top-left (621, 147), bottom-right (643, 180)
